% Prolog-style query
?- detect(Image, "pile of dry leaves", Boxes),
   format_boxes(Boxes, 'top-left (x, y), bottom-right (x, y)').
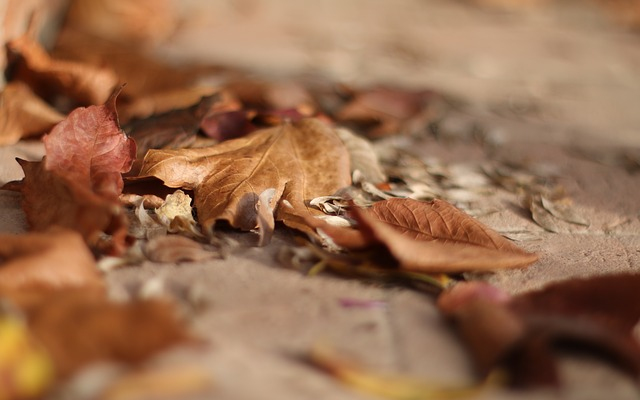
top-left (1, 1), bottom-right (639, 399)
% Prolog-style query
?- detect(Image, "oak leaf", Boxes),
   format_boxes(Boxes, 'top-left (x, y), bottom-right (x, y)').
top-left (313, 198), bottom-right (538, 273)
top-left (0, 82), bottom-right (65, 146)
top-left (6, 34), bottom-right (118, 105)
top-left (138, 118), bottom-right (351, 236)
top-left (438, 275), bottom-right (640, 388)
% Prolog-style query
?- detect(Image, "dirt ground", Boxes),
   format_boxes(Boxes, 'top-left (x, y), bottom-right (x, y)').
top-left (1, 0), bottom-right (640, 399)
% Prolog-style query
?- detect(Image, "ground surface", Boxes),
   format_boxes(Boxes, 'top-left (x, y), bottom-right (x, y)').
top-left (1, 1), bottom-right (640, 399)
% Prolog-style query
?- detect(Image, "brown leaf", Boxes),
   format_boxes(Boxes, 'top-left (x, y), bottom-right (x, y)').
top-left (138, 118), bottom-right (351, 235)
top-left (144, 235), bottom-right (218, 263)
top-left (6, 34), bottom-right (118, 105)
top-left (0, 82), bottom-right (65, 146)
top-left (0, 229), bottom-right (102, 294)
top-left (27, 289), bottom-right (193, 378)
top-left (314, 198), bottom-right (538, 273)
top-left (438, 275), bottom-right (640, 388)
top-left (124, 94), bottom-right (222, 167)
top-left (335, 87), bottom-right (438, 138)
top-left (18, 159), bottom-right (130, 255)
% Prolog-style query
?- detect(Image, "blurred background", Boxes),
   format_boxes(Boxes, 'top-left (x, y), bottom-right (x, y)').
top-left (3, 0), bottom-right (640, 146)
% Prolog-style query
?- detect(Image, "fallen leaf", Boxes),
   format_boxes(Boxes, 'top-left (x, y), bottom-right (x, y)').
top-left (43, 86), bottom-right (136, 195)
top-left (15, 88), bottom-right (135, 254)
top-left (0, 82), bottom-right (65, 146)
top-left (0, 229), bottom-right (102, 294)
top-left (312, 198), bottom-right (538, 273)
top-left (144, 235), bottom-right (218, 263)
top-left (155, 190), bottom-right (201, 237)
top-left (6, 34), bottom-right (118, 105)
top-left (0, 313), bottom-right (55, 400)
top-left (335, 128), bottom-right (387, 184)
top-left (118, 86), bottom-right (219, 123)
top-left (309, 343), bottom-right (497, 400)
top-left (438, 275), bottom-right (640, 388)
top-left (540, 196), bottom-right (589, 227)
top-left (335, 87), bottom-right (438, 138)
top-left (28, 289), bottom-right (194, 379)
top-left (138, 118), bottom-right (351, 235)
top-left (18, 159), bottom-right (130, 255)
top-left (256, 188), bottom-right (277, 246)
top-left (124, 94), bottom-right (221, 167)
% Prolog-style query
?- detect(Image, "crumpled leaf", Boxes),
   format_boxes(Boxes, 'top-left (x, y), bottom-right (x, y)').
top-left (0, 82), bottom-right (65, 146)
top-left (0, 229), bottom-right (102, 294)
top-left (155, 190), bottom-right (201, 237)
top-left (6, 33), bottom-right (118, 105)
top-left (138, 118), bottom-right (351, 235)
top-left (0, 313), bottom-right (55, 400)
top-left (523, 193), bottom-right (589, 233)
top-left (311, 198), bottom-right (538, 273)
top-left (438, 275), bottom-right (640, 388)
top-left (14, 88), bottom-right (136, 254)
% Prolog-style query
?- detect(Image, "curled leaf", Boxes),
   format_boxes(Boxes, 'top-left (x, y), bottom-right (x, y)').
top-left (313, 198), bottom-right (538, 273)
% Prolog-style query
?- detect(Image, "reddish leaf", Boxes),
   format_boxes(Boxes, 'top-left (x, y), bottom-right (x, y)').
top-left (313, 198), bottom-right (538, 273)
top-left (438, 275), bottom-right (640, 388)
top-left (16, 88), bottom-right (135, 254)
top-left (335, 87), bottom-right (438, 138)
top-left (18, 159), bottom-right (129, 255)
top-left (43, 86), bottom-right (136, 196)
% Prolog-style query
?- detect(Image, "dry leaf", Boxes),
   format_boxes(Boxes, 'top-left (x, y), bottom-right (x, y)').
top-left (18, 159), bottom-right (130, 255)
top-left (0, 229), bottom-right (102, 294)
top-left (28, 289), bottom-right (193, 379)
top-left (540, 196), bottom-right (589, 227)
top-left (124, 94), bottom-right (221, 166)
top-left (0, 81), bottom-right (65, 146)
top-left (313, 198), bottom-right (538, 273)
top-left (15, 89), bottom-right (135, 254)
top-left (0, 314), bottom-right (55, 400)
top-left (155, 190), bottom-right (200, 237)
top-left (138, 118), bottom-right (351, 235)
top-left (6, 34), bottom-right (118, 105)
top-left (335, 128), bottom-right (387, 184)
top-left (43, 86), bottom-right (136, 196)
top-left (144, 235), bottom-right (218, 263)
top-left (335, 87), bottom-right (438, 138)
top-left (309, 343), bottom-right (496, 400)
top-left (438, 275), bottom-right (640, 388)
top-left (256, 188), bottom-right (277, 246)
